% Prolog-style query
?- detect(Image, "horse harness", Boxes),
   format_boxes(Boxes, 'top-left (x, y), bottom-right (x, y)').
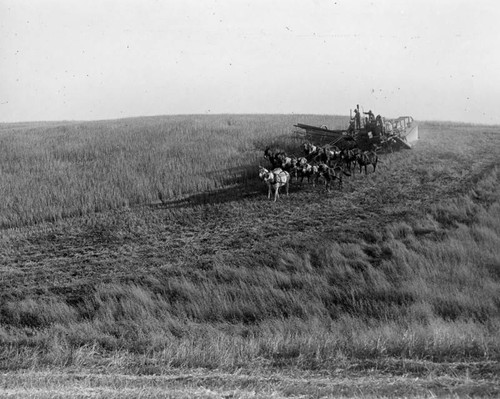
top-left (266, 170), bottom-right (288, 186)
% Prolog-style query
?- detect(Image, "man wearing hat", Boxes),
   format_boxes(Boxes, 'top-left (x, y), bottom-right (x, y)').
top-left (364, 110), bottom-right (375, 122)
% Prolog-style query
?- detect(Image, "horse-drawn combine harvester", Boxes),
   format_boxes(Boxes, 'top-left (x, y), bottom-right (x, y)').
top-left (294, 104), bottom-right (419, 152)
top-left (259, 105), bottom-right (418, 200)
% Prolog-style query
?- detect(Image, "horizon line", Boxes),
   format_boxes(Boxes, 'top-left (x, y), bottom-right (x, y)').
top-left (1, 113), bottom-right (499, 128)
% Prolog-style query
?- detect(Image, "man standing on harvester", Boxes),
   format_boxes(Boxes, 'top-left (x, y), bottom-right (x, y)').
top-left (353, 107), bottom-right (361, 129)
top-left (364, 110), bottom-right (375, 123)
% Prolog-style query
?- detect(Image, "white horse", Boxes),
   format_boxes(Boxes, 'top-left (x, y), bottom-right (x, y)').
top-left (259, 166), bottom-right (290, 202)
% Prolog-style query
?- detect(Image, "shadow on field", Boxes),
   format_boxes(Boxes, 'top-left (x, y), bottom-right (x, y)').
top-left (150, 157), bottom-right (306, 210)
top-left (152, 180), bottom-right (266, 209)
top-left (149, 159), bottom-right (299, 209)
top-left (253, 134), bottom-right (305, 156)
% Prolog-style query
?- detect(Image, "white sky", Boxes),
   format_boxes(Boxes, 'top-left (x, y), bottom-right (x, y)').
top-left (1, 0), bottom-right (500, 123)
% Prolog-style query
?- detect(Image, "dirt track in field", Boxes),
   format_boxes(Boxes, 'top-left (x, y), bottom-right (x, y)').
top-left (2, 361), bottom-right (500, 399)
top-left (1, 125), bottom-right (500, 300)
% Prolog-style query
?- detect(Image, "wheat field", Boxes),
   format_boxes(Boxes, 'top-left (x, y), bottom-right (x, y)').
top-left (1, 115), bottom-right (500, 397)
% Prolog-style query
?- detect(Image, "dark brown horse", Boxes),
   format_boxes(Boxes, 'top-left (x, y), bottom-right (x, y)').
top-left (298, 163), bottom-right (319, 186)
top-left (340, 148), bottom-right (359, 172)
top-left (356, 150), bottom-right (378, 174)
top-left (317, 163), bottom-right (351, 191)
top-left (309, 145), bottom-right (341, 165)
top-left (264, 147), bottom-right (286, 168)
top-left (303, 142), bottom-right (320, 161)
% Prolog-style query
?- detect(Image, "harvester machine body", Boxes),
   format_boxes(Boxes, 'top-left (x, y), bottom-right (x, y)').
top-left (294, 104), bottom-right (418, 152)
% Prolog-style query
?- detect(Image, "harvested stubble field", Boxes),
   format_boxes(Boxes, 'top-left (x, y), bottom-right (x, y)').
top-left (1, 115), bottom-right (500, 398)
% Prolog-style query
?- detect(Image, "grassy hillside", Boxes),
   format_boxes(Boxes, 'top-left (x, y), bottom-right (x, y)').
top-left (0, 114), bottom-right (346, 228)
top-left (1, 116), bottom-right (500, 396)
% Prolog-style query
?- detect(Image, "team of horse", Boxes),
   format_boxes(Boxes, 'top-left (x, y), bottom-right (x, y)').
top-left (260, 142), bottom-right (378, 201)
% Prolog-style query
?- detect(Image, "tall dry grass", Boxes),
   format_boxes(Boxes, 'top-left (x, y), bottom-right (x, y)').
top-left (2, 163), bottom-right (500, 371)
top-left (1, 116), bottom-right (500, 373)
top-left (0, 114), bottom-right (346, 228)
